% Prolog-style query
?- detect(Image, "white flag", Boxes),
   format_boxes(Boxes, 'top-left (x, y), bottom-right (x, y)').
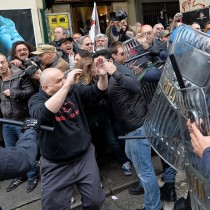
top-left (89, 2), bottom-right (101, 47)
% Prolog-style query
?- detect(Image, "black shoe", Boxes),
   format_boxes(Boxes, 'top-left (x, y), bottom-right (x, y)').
top-left (27, 178), bottom-right (38, 193)
top-left (160, 182), bottom-right (177, 202)
top-left (129, 183), bottom-right (144, 195)
top-left (6, 178), bottom-right (24, 192)
top-left (136, 207), bottom-right (164, 210)
top-left (174, 191), bottom-right (192, 210)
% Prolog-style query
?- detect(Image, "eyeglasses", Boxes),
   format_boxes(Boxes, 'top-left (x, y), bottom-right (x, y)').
top-left (0, 60), bottom-right (8, 65)
top-left (156, 27), bottom-right (164, 30)
top-left (54, 32), bottom-right (62, 35)
top-left (16, 48), bottom-right (28, 53)
top-left (85, 43), bottom-right (93, 46)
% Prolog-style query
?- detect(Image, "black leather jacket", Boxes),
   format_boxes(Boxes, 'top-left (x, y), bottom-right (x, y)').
top-left (0, 67), bottom-right (35, 120)
top-left (107, 62), bottom-right (147, 133)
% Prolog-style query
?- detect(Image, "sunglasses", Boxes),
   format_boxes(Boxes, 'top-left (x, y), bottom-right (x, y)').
top-left (85, 43), bottom-right (93, 46)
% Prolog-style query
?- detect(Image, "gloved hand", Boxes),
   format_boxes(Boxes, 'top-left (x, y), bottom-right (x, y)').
top-left (22, 118), bottom-right (40, 131)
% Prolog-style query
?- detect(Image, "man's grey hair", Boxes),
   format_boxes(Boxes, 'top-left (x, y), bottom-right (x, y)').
top-left (95, 34), bottom-right (108, 42)
top-left (55, 26), bottom-right (68, 35)
top-left (77, 35), bottom-right (91, 48)
top-left (153, 23), bottom-right (164, 30)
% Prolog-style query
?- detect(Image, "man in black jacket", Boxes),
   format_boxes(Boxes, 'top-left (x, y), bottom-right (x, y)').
top-left (28, 67), bottom-right (108, 210)
top-left (93, 49), bottom-right (164, 210)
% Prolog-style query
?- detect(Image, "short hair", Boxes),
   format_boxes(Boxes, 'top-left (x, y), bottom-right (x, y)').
top-left (55, 26), bottom-right (68, 35)
top-left (75, 49), bottom-right (92, 59)
top-left (92, 49), bottom-right (112, 60)
top-left (190, 22), bottom-right (200, 26)
top-left (153, 23), bottom-right (164, 30)
top-left (95, 34), bottom-right (108, 42)
top-left (109, 41), bottom-right (123, 54)
top-left (10, 41), bottom-right (34, 60)
top-left (77, 35), bottom-right (91, 48)
top-left (204, 21), bottom-right (210, 29)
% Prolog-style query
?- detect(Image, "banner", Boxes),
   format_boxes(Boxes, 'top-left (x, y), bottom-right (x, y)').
top-left (89, 2), bottom-right (101, 48)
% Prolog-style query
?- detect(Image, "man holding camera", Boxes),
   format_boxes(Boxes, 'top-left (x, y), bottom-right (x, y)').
top-left (9, 41), bottom-right (34, 68)
top-left (105, 10), bottom-right (135, 45)
top-left (8, 41), bottom-right (42, 91)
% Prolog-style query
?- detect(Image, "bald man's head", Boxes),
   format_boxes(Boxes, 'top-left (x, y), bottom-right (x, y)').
top-left (140, 25), bottom-right (153, 33)
top-left (40, 68), bottom-right (65, 96)
top-left (40, 68), bottom-right (62, 85)
top-left (140, 24), bottom-right (154, 45)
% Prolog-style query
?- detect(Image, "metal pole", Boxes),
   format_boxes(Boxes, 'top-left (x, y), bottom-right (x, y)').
top-left (0, 118), bottom-right (54, 132)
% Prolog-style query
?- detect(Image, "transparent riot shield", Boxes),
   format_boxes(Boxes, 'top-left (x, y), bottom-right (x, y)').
top-left (144, 25), bottom-right (210, 170)
top-left (144, 24), bottom-right (210, 210)
top-left (176, 87), bottom-right (210, 210)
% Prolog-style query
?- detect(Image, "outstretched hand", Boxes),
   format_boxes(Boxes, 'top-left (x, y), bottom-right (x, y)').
top-left (94, 58), bottom-right (116, 76)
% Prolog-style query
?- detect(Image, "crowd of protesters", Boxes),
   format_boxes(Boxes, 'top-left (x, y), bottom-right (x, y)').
top-left (1, 9), bottom-right (210, 210)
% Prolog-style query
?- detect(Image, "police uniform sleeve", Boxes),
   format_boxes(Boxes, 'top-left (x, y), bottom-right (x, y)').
top-left (0, 129), bottom-right (38, 181)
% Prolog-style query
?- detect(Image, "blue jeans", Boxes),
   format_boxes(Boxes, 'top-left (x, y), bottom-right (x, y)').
top-left (3, 124), bottom-right (24, 147)
top-left (126, 126), bottom-right (162, 210)
top-left (3, 124), bottom-right (37, 179)
top-left (161, 159), bottom-right (177, 183)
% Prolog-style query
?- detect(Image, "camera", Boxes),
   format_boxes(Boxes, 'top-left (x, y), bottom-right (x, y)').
top-left (110, 10), bottom-right (127, 21)
top-left (22, 56), bottom-right (40, 68)
top-left (19, 57), bottom-right (40, 78)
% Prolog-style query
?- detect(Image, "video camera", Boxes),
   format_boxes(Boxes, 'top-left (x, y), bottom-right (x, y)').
top-left (110, 10), bottom-right (127, 21)
top-left (22, 56), bottom-right (40, 69)
top-left (18, 56), bottom-right (40, 78)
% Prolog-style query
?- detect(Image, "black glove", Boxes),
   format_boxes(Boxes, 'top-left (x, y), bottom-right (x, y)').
top-left (22, 118), bottom-right (40, 131)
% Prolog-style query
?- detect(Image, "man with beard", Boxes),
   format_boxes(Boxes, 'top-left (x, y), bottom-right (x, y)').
top-left (95, 34), bottom-right (108, 51)
top-left (9, 41), bottom-right (34, 68)
top-left (8, 41), bottom-right (43, 91)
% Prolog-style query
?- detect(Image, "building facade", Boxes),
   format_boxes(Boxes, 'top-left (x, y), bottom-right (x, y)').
top-left (45, 0), bottom-right (179, 35)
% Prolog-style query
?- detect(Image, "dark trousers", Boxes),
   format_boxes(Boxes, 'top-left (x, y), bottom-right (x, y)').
top-left (40, 144), bottom-right (105, 210)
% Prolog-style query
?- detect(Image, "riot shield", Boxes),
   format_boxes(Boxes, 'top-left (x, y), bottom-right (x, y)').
top-left (122, 38), bottom-right (161, 107)
top-left (176, 87), bottom-right (210, 210)
top-left (144, 25), bottom-right (210, 170)
top-left (144, 24), bottom-right (210, 209)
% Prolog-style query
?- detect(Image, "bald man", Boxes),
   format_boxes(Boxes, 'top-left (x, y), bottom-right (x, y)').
top-left (28, 68), bottom-right (108, 210)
